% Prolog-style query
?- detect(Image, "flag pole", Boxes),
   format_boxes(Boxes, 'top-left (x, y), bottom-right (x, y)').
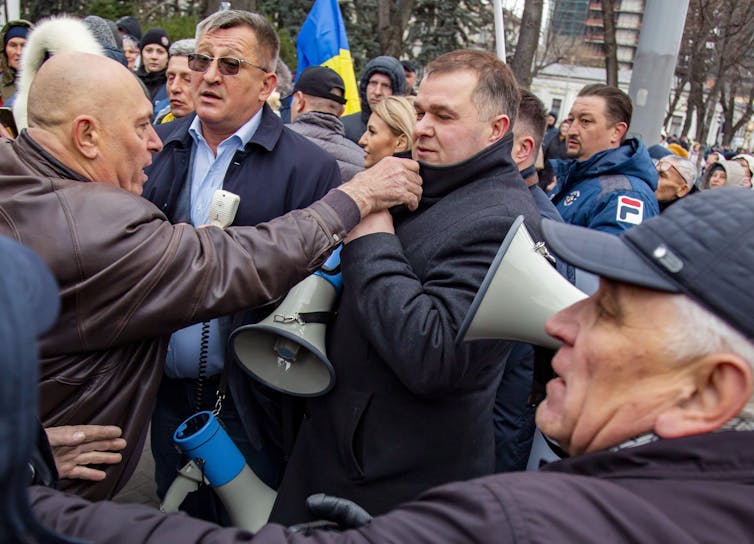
top-left (493, 0), bottom-right (506, 62)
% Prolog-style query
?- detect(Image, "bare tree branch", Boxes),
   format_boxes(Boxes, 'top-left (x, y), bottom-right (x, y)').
top-left (601, 0), bottom-right (618, 87)
top-left (511, 0), bottom-right (544, 88)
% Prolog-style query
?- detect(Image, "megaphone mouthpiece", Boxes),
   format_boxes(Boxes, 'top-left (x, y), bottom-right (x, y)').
top-left (274, 337), bottom-right (301, 362)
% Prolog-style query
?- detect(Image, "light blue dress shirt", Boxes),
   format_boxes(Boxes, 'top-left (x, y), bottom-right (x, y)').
top-left (164, 110), bottom-right (264, 379)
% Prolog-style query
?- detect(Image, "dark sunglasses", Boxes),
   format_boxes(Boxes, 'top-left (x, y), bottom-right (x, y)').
top-left (187, 53), bottom-right (267, 76)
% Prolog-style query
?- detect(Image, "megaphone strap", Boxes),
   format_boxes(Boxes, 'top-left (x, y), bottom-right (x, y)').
top-left (273, 311), bottom-right (333, 325)
top-left (297, 311), bottom-right (334, 324)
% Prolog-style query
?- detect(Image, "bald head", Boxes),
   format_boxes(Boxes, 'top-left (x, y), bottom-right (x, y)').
top-left (25, 52), bottom-right (162, 195)
top-left (28, 52), bottom-right (146, 130)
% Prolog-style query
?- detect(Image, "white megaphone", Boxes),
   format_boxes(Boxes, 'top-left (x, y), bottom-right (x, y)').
top-left (456, 216), bottom-right (587, 349)
top-left (161, 411), bottom-right (276, 532)
top-left (229, 245), bottom-right (342, 397)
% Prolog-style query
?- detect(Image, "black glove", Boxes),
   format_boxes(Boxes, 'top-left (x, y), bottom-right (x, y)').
top-left (306, 493), bottom-right (373, 529)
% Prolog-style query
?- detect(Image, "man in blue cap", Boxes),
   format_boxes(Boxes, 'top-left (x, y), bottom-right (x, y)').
top-left (287, 65), bottom-right (365, 182)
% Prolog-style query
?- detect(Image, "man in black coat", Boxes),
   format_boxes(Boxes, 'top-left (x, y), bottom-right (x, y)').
top-left (269, 49), bottom-right (543, 524)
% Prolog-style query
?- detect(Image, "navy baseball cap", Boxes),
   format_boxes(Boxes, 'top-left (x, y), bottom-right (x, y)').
top-left (292, 66), bottom-right (347, 105)
top-left (541, 188), bottom-right (754, 341)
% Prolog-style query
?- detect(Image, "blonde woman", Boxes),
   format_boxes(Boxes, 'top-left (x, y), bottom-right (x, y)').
top-left (359, 95), bottom-right (415, 167)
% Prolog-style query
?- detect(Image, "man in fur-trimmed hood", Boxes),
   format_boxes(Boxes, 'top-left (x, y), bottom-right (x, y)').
top-left (1, 19), bottom-right (32, 105)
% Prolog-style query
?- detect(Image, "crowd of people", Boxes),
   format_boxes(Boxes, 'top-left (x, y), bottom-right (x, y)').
top-left (0, 8), bottom-right (752, 544)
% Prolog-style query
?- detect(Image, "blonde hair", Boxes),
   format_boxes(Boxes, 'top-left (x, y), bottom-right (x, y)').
top-left (371, 96), bottom-right (416, 151)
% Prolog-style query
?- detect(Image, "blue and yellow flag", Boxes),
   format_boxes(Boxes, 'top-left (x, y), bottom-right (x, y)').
top-left (296, 0), bottom-right (360, 116)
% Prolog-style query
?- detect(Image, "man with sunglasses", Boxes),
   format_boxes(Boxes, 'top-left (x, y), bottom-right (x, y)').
top-left (654, 155), bottom-right (697, 211)
top-left (141, 10), bottom-right (394, 523)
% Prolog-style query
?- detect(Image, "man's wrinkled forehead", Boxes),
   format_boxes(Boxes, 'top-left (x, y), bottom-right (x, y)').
top-left (167, 55), bottom-right (190, 75)
top-left (197, 24), bottom-right (259, 58)
top-left (569, 95), bottom-right (607, 118)
top-left (368, 72), bottom-right (392, 86)
top-left (416, 70), bottom-right (473, 110)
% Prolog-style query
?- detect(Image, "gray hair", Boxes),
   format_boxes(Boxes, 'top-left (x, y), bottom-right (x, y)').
top-left (668, 295), bottom-right (754, 421)
top-left (122, 34), bottom-right (139, 50)
top-left (275, 57), bottom-right (293, 98)
top-left (169, 38), bottom-right (195, 57)
top-left (196, 9), bottom-right (279, 72)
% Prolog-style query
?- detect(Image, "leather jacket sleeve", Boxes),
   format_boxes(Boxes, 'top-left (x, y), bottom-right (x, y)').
top-left (40, 185), bottom-right (349, 353)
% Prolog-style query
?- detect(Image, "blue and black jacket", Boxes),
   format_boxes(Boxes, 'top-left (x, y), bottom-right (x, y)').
top-left (550, 138), bottom-right (659, 235)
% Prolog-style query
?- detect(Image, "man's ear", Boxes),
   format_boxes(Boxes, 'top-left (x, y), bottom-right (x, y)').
top-left (676, 182), bottom-right (690, 198)
top-left (513, 135), bottom-right (535, 166)
top-left (336, 103), bottom-right (345, 118)
top-left (259, 72), bottom-right (279, 102)
top-left (611, 121), bottom-right (629, 145)
top-left (71, 115), bottom-right (100, 160)
top-left (293, 92), bottom-right (306, 114)
top-left (655, 353), bottom-right (753, 439)
top-left (489, 114), bottom-right (510, 143)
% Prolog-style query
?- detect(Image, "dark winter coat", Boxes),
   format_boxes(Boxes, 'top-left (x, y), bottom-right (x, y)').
top-left (30, 431), bottom-right (754, 542)
top-left (269, 134), bottom-right (543, 524)
top-left (136, 65), bottom-right (168, 114)
top-left (543, 133), bottom-right (568, 161)
top-left (143, 104), bottom-right (342, 458)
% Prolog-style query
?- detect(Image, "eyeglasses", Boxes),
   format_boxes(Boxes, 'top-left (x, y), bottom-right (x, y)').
top-left (187, 53), bottom-right (267, 76)
top-left (657, 160), bottom-right (682, 177)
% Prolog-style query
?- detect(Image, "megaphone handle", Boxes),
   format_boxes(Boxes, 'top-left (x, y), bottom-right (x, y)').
top-left (159, 460), bottom-right (205, 513)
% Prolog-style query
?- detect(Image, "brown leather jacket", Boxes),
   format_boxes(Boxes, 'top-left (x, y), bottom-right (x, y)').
top-left (0, 132), bottom-right (354, 500)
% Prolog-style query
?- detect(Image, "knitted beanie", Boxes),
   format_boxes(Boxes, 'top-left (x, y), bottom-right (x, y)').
top-left (141, 27), bottom-right (170, 52)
